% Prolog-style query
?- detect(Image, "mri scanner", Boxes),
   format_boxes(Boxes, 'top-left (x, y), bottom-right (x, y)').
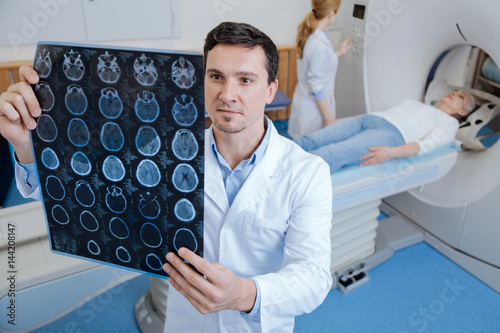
top-left (333, 0), bottom-right (500, 293)
top-left (1, 0), bottom-right (500, 331)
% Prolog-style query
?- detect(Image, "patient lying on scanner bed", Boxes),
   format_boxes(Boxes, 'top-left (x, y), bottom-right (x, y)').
top-left (294, 90), bottom-right (475, 173)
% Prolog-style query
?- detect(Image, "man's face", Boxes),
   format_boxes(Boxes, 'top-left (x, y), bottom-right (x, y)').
top-left (204, 44), bottom-right (277, 135)
top-left (442, 90), bottom-right (471, 118)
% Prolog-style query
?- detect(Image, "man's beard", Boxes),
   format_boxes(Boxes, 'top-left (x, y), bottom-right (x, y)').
top-left (212, 115), bottom-right (246, 134)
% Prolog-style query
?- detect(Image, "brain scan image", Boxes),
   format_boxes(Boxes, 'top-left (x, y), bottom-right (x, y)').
top-left (34, 81), bottom-right (55, 112)
top-left (97, 51), bottom-right (121, 83)
top-left (135, 91), bottom-right (160, 123)
top-left (173, 228), bottom-right (198, 253)
top-left (99, 87), bottom-right (123, 119)
top-left (80, 210), bottom-right (99, 232)
top-left (116, 246), bottom-right (131, 263)
top-left (138, 192), bottom-right (160, 220)
top-left (65, 84), bottom-right (88, 115)
top-left (135, 125), bottom-right (161, 157)
top-left (34, 48), bottom-right (52, 78)
top-left (36, 114), bottom-right (58, 142)
top-left (136, 159), bottom-right (161, 187)
top-left (105, 186), bottom-right (127, 214)
top-left (174, 198), bottom-right (196, 222)
top-left (51, 204), bottom-right (69, 225)
top-left (74, 180), bottom-right (95, 207)
top-left (109, 217), bottom-right (129, 239)
top-left (171, 56), bottom-right (196, 89)
top-left (172, 163), bottom-right (199, 193)
top-left (145, 253), bottom-right (163, 271)
top-left (101, 122), bottom-right (125, 152)
top-left (140, 222), bottom-right (163, 248)
top-left (31, 43), bottom-right (204, 278)
top-left (41, 147), bottom-right (59, 170)
top-left (71, 151), bottom-right (92, 176)
top-left (134, 53), bottom-right (158, 86)
top-left (68, 118), bottom-right (90, 147)
top-left (172, 129), bottom-right (198, 161)
top-left (87, 240), bottom-right (101, 256)
top-left (63, 49), bottom-right (85, 81)
top-left (102, 155), bottom-right (126, 182)
top-left (45, 175), bottom-right (65, 201)
top-left (172, 94), bottom-right (198, 126)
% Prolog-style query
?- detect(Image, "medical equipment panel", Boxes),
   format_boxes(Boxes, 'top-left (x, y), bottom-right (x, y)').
top-left (335, 1), bottom-right (368, 118)
top-left (335, 0), bottom-right (500, 293)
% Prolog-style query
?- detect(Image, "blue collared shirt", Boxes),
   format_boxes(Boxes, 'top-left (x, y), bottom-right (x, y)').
top-left (209, 118), bottom-right (271, 206)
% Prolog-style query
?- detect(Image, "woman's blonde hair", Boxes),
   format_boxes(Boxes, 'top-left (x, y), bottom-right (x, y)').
top-left (296, 0), bottom-right (342, 58)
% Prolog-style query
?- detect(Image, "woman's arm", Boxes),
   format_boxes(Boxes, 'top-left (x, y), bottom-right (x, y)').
top-left (336, 36), bottom-right (353, 57)
top-left (315, 99), bottom-right (336, 126)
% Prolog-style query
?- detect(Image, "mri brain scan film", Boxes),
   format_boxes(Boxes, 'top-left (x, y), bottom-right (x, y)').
top-left (30, 42), bottom-right (204, 278)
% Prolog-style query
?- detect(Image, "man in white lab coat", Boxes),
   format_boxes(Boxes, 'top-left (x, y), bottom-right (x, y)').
top-left (0, 22), bottom-right (333, 332)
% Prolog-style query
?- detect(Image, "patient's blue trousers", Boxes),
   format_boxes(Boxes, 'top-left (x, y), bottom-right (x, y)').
top-left (293, 115), bottom-right (405, 173)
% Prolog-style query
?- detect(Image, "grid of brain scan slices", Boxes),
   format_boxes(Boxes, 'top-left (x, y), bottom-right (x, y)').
top-left (31, 42), bottom-right (204, 278)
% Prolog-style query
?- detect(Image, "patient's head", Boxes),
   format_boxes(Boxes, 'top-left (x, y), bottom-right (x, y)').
top-left (437, 90), bottom-right (476, 118)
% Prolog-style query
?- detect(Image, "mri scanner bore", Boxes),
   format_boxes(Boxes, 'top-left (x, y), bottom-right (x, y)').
top-left (335, 0), bottom-right (500, 293)
top-left (30, 42), bottom-right (205, 278)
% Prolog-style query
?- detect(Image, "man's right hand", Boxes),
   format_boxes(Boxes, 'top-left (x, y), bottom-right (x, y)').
top-left (0, 66), bottom-right (40, 164)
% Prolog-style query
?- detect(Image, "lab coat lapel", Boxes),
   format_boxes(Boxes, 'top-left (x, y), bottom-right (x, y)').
top-left (226, 124), bottom-right (286, 221)
top-left (204, 129), bottom-right (230, 214)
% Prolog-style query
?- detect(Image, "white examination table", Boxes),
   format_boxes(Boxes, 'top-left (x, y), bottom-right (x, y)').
top-left (330, 142), bottom-right (458, 291)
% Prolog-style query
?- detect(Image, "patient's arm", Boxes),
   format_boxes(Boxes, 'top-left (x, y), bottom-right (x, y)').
top-left (359, 142), bottom-right (420, 165)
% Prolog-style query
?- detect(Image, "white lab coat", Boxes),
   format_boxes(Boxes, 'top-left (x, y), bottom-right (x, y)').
top-left (165, 123), bottom-right (333, 332)
top-left (288, 28), bottom-right (338, 139)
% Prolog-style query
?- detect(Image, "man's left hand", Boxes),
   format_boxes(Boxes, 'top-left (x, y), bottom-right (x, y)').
top-left (163, 248), bottom-right (257, 315)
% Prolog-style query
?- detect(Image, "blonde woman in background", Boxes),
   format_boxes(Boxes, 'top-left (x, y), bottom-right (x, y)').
top-left (288, 0), bottom-right (352, 139)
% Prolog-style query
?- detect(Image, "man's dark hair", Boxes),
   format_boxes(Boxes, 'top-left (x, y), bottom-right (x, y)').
top-left (203, 22), bottom-right (279, 85)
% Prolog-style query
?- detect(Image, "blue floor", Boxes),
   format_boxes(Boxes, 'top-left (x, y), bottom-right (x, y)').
top-left (295, 242), bottom-right (500, 333)
top-left (31, 242), bottom-right (500, 333)
top-left (31, 274), bottom-right (150, 333)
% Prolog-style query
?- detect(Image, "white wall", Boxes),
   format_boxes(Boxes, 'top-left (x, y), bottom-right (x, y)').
top-left (0, 0), bottom-right (312, 62)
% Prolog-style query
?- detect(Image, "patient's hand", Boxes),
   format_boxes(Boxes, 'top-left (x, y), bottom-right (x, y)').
top-left (359, 146), bottom-right (393, 165)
